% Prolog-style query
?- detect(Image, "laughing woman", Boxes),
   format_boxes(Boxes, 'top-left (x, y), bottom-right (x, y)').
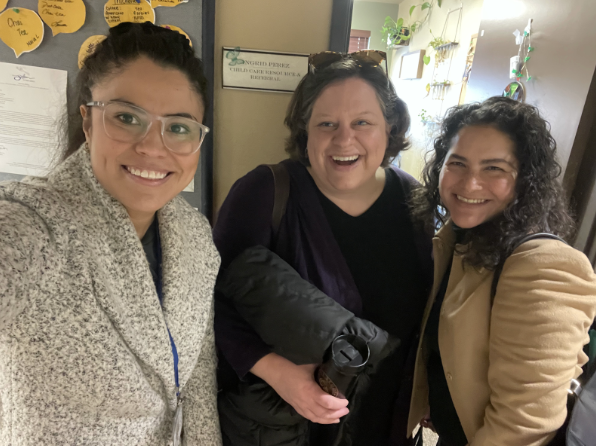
top-left (0, 23), bottom-right (221, 445)
top-left (409, 97), bottom-right (596, 446)
top-left (214, 52), bottom-right (433, 446)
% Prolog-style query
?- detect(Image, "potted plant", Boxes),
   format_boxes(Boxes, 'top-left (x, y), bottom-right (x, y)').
top-left (418, 109), bottom-right (436, 125)
top-left (381, 16), bottom-right (411, 47)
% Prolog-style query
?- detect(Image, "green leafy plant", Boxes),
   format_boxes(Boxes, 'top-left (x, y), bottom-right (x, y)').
top-left (381, 16), bottom-right (411, 46)
top-left (418, 109), bottom-right (431, 121)
top-left (408, 0), bottom-right (442, 36)
top-left (381, 0), bottom-right (447, 49)
top-left (418, 108), bottom-right (438, 123)
top-left (424, 29), bottom-right (449, 65)
top-left (428, 30), bottom-right (447, 50)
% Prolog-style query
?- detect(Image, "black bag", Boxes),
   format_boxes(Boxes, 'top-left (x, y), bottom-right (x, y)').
top-left (567, 369), bottom-right (596, 445)
top-left (412, 427), bottom-right (423, 446)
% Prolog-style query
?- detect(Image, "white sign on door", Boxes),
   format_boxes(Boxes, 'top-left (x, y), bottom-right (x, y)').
top-left (222, 47), bottom-right (309, 93)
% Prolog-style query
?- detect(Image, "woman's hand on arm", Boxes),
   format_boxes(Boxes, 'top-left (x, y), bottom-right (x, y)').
top-left (471, 241), bottom-right (596, 446)
top-left (250, 353), bottom-right (350, 424)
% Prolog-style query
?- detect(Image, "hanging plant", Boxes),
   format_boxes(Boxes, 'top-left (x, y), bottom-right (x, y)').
top-left (408, 0), bottom-right (443, 37)
top-left (381, 16), bottom-right (411, 46)
top-left (512, 22), bottom-right (534, 82)
top-left (424, 29), bottom-right (449, 65)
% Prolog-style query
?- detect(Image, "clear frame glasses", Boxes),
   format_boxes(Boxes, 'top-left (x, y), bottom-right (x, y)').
top-left (86, 101), bottom-right (209, 155)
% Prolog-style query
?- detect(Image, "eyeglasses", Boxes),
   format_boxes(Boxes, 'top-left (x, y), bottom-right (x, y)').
top-left (308, 50), bottom-right (388, 75)
top-left (85, 101), bottom-right (209, 155)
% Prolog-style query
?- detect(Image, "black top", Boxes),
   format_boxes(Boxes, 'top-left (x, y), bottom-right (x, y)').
top-left (142, 216), bottom-right (161, 303)
top-left (316, 169), bottom-right (429, 444)
top-left (425, 227), bottom-right (467, 446)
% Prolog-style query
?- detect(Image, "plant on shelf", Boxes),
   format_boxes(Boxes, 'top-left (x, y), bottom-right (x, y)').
top-left (424, 29), bottom-right (449, 65)
top-left (381, 16), bottom-right (411, 47)
top-left (381, 0), bottom-right (447, 49)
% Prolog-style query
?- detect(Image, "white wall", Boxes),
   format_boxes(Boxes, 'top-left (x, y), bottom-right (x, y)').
top-left (465, 0), bottom-right (596, 185)
top-left (390, 0), bottom-right (484, 180)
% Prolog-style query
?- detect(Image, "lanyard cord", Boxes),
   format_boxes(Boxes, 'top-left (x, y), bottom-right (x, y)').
top-left (155, 222), bottom-right (180, 396)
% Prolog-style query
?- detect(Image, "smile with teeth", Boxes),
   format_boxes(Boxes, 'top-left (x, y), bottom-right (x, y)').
top-left (126, 166), bottom-right (169, 180)
top-left (332, 155), bottom-right (359, 161)
top-left (457, 195), bottom-right (487, 204)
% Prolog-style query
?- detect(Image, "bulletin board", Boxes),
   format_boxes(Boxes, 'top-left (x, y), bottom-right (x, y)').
top-left (0, 0), bottom-right (215, 215)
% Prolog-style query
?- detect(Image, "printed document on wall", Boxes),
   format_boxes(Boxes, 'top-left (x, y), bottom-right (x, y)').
top-left (0, 62), bottom-right (67, 176)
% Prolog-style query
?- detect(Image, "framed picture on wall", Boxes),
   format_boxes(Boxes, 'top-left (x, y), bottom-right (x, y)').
top-left (399, 50), bottom-right (426, 79)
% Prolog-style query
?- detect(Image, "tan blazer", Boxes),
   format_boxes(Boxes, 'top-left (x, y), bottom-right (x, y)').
top-left (408, 221), bottom-right (596, 446)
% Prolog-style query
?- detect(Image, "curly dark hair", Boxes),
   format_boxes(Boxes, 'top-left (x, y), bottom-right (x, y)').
top-left (61, 22), bottom-right (208, 161)
top-left (411, 96), bottom-right (575, 271)
top-left (284, 58), bottom-right (410, 167)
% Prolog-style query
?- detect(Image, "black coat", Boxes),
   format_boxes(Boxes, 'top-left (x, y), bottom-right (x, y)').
top-left (216, 246), bottom-right (401, 446)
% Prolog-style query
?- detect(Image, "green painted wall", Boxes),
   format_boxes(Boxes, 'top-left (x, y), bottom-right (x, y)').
top-left (351, 1), bottom-right (400, 51)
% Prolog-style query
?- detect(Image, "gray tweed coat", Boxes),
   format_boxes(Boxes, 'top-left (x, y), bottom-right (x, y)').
top-left (0, 147), bottom-right (222, 445)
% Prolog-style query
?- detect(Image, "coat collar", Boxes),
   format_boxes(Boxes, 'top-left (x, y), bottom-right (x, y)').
top-left (36, 146), bottom-right (205, 409)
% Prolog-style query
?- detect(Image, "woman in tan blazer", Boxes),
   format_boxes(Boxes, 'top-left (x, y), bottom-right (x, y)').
top-left (408, 97), bottom-right (596, 446)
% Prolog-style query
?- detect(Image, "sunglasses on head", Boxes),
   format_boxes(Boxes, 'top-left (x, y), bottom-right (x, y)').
top-left (308, 50), bottom-right (388, 75)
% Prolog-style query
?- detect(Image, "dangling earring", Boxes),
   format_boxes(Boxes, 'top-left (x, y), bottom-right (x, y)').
top-left (84, 142), bottom-right (90, 152)
top-left (305, 147), bottom-right (309, 158)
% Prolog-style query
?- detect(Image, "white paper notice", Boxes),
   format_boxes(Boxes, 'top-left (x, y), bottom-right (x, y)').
top-left (0, 62), bottom-right (67, 176)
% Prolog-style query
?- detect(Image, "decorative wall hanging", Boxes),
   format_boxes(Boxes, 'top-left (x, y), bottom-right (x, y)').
top-left (39, 0), bottom-right (86, 36)
top-left (0, 8), bottom-right (45, 57)
top-left (78, 35), bottom-right (106, 68)
top-left (426, 3), bottom-right (462, 102)
top-left (458, 33), bottom-right (477, 105)
top-left (104, 0), bottom-right (155, 28)
top-left (399, 50), bottom-right (426, 79)
top-left (511, 18), bottom-right (533, 82)
top-left (503, 81), bottom-right (525, 101)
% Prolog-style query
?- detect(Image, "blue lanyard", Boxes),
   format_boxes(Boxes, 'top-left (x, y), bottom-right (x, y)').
top-left (155, 223), bottom-right (180, 394)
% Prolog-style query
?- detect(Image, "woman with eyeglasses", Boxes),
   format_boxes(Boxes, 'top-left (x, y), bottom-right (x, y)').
top-left (213, 51), bottom-right (433, 445)
top-left (0, 23), bottom-right (221, 445)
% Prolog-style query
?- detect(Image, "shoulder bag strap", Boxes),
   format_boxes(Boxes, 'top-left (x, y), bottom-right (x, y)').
top-left (490, 233), bottom-right (567, 301)
top-left (266, 163), bottom-right (290, 238)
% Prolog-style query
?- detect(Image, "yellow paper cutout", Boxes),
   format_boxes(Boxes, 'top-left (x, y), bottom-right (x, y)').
top-left (0, 0), bottom-right (9, 13)
top-left (160, 24), bottom-right (192, 46)
top-left (78, 34), bottom-right (106, 68)
top-left (0, 8), bottom-right (44, 58)
top-left (39, 0), bottom-right (86, 36)
top-left (153, 0), bottom-right (187, 7)
top-left (104, 0), bottom-right (155, 28)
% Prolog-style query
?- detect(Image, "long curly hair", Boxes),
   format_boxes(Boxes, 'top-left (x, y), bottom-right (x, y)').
top-left (284, 58), bottom-right (410, 167)
top-left (411, 96), bottom-right (575, 271)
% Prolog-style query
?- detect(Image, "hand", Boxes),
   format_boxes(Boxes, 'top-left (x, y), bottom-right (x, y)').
top-left (420, 406), bottom-right (436, 433)
top-left (250, 353), bottom-right (350, 424)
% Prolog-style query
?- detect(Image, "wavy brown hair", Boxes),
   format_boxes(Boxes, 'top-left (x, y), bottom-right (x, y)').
top-left (411, 96), bottom-right (575, 270)
top-left (284, 58), bottom-right (410, 167)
